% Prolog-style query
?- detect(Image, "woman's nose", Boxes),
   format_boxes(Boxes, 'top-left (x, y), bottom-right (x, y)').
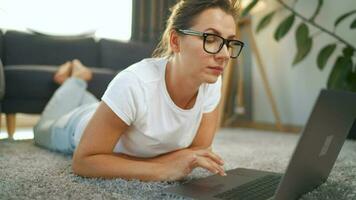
top-left (215, 44), bottom-right (230, 60)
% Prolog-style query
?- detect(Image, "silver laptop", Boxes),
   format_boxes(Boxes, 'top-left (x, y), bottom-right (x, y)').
top-left (162, 89), bottom-right (356, 200)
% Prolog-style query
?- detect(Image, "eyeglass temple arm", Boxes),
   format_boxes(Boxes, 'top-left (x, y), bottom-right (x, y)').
top-left (178, 29), bottom-right (204, 37)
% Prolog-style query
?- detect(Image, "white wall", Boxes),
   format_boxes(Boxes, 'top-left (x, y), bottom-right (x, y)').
top-left (251, 0), bottom-right (356, 126)
top-left (0, 0), bottom-right (132, 41)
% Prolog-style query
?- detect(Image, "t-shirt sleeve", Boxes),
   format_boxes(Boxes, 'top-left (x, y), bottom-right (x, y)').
top-left (203, 76), bottom-right (222, 113)
top-left (101, 71), bottom-right (142, 125)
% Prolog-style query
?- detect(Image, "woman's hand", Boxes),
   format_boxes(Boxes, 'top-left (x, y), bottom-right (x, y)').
top-left (191, 148), bottom-right (226, 176)
top-left (152, 147), bottom-right (226, 181)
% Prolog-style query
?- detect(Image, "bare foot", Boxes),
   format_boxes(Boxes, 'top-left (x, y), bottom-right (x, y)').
top-left (54, 61), bottom-right (72, 84)
top-left (71, 59), bottom-right (93, 81)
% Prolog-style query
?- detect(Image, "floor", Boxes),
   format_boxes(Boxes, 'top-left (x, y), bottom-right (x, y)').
top-left (1, 128), bottom-right (355, 199)
top-left (0, 114), bottom-right (39, 140)
top-left (0, 128), bottom-right (34, 140)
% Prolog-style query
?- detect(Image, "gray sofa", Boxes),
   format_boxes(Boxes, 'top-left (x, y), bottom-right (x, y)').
top-left (0, 30), bottom-right (155, 136)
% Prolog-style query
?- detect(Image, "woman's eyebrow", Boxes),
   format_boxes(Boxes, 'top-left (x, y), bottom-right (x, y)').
top-left (204, 28), bottom-right (236, 39)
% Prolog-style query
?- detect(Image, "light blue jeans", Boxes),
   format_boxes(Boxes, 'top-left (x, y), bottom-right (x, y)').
top-left (33, 78), bottom-right (99, 154)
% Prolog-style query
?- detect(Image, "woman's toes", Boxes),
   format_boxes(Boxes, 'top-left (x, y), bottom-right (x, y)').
top-left (54, 61), bottom-right (72, 84)
top-left (72, 60), bottom-right (93, 81)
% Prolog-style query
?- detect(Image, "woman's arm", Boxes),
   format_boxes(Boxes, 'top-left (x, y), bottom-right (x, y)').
top-left (72, 102), bottom-right (163, 181)
top-left (73, 102), bottom-right (225, 181)
top-left (189, 103), bottom-right (220, 149)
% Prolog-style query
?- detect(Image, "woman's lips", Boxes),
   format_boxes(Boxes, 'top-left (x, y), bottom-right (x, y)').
top-left (207, 66), bottom-right (224, 75)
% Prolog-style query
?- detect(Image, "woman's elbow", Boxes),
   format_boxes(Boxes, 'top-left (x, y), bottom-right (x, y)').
top-left (72, 153), bottom-right (89, 177)
top-left (72, 156), bottom-right (83, 176)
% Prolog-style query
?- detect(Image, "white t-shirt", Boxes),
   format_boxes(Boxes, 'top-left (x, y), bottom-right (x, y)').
top-left (75, 57), bottom-right (222, 158)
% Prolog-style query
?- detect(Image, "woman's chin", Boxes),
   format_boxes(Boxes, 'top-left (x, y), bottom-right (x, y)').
top-left (204, 75), bottom-right (220, 84)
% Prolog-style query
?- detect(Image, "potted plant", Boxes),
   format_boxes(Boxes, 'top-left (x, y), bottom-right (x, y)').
top-left (242, 0), bottom-right (356, 92)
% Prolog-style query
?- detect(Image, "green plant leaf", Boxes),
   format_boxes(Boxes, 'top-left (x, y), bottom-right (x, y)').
top-left (310, 0), bottom-right (324, 21)
top-left (327, 56), bottom-right (353, 90)
top-left (256, 11), bottom-right (276, 33)
top-left (334, 10), bottom-right (356, 28)
top-left (293, 23), bottom-right (312, 65)
top-left (293, 39), bottom-right (312, 65)
top-left (241, 0), bottom-right (259, 17)
top-left (342, 46), bottom-right (355, 58)
top-left (274, 14), bottom-right (295, 41)
top-left (351, 18), bottom-right (356, 29)
top-left (317, 44), bottom-right (337, 70)
top-left (296, 23), bottom-right (309, 38)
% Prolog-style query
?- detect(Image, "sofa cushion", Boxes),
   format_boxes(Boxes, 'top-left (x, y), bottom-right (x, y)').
top-left (4, 65), bottom-right (116, 99)
top-left (87, 67), bottom-right (117, 99)
top-left (99, 39), bottom-right (155, 71)
top-left (4, 65), bottom-right (58, 100)
top-left (3, 31), bottom-right (99, 66)
top-left (1, 99), bottom-right (50, 114)
top-left (2, 65), bottom-right (59, 113)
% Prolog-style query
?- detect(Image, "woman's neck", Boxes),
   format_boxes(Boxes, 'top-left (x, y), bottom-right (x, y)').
top-left (165, 58), bottom-right (200, 109)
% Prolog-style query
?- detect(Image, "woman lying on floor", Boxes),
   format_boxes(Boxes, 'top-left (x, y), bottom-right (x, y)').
top-left (33, 0), bottom-right (244, 181)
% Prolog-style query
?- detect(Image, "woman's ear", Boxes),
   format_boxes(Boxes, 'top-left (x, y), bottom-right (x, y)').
top-left (169, 30), bottom-right (180, 53)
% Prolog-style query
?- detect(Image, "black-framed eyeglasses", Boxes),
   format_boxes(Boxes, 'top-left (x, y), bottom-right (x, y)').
top-left (176, 29), bottom-right (244, 59)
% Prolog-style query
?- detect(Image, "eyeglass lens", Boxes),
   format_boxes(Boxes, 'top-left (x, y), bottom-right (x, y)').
top-left (204, 35), bottom-right (241, 58)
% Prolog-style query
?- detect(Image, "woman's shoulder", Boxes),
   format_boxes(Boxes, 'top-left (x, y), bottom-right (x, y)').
top-left (122, 57), bottom-right (168, 84)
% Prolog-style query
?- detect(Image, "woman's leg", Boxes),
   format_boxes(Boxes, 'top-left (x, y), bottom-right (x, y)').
top-left (34, 60), bottom-right (96, 153)
top-left (39, 78), bottom-right (95, 122)
top-left (34, 78), bottom-right (97, 150)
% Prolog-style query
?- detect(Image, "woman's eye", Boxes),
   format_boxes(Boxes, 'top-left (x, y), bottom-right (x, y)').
top-left (206, 37), bottom-right (216, 43)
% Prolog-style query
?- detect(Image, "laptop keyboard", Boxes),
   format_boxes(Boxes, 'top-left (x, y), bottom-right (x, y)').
top-left (213, 174), bottom-right (282, 200)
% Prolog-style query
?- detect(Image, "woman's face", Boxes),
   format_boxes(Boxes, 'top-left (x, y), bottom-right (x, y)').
top-left (175, 8), bottom-right (236, 84)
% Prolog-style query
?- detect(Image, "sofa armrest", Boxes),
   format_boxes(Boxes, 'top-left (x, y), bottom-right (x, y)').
top-left (0, 59), bottom-right (4, 100)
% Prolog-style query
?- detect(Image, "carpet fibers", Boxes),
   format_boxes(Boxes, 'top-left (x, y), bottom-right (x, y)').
top-left (1, 128), bottom-right (356, 200)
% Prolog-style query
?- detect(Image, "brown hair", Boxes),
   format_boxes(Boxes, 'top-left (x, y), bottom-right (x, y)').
top-left (152, 0), bottom-right (240, 58)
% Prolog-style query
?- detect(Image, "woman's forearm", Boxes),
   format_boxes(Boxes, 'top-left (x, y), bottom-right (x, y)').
top-left (72, 154), bottom-right (164, 181)
top-left (72, 146), bottom-right (223, 181)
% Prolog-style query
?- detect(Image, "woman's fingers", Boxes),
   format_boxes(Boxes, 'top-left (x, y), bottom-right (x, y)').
top-left (205, 157), bottom-right (226, 176)
top-left (195, 157), bottom-right (218, 174)
top-left (195, 150), bottom-right (224, 166)
top-left (194, 156), bottom-right (226, 176)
